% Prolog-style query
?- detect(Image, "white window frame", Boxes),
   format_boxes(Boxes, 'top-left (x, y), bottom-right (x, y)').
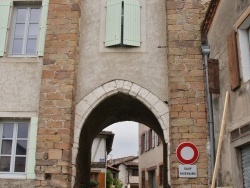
top-left (0, 117), bottom-right (38, 179)
top-left (0, 120), bottom-right (30, 179)
top-left (9, 5), bottom-right (41, 57)
top-left (234, 6), bottom-right (250, 83)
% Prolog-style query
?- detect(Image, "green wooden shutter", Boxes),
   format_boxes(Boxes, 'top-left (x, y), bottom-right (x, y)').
top-left (105, 0), bottom-right (122, 47)
top-left (37, 0), bottom-right (49, 56)
top-left (123, 0), bottom-right (140, 46)
top-left (27, 117), bottom-right (38, 179)
top-left (0, 1), bottom-right (12, 56)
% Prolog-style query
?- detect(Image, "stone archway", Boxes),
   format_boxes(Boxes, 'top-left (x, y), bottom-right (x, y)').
top-left (71, 80), bottom-right (170, 187)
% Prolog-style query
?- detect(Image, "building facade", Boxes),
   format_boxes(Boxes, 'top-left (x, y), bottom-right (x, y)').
top-left (202, 1), bottom-right (250, 187)
top-left (91, 131), bottom-right (114, 188)
top-left (0, 0), bottom-right (211, 187)
top-left (108, 156), bottom-right (139, 188)
top-left (139, 124), bottom-right (163, 188)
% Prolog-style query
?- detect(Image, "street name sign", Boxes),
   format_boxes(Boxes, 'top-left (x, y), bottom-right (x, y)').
top-left (179, 165), bottom-right (197, 178)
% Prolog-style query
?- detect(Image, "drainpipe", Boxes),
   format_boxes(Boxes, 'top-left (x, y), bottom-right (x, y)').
top-left (201, 44), bottom-right (215, 177)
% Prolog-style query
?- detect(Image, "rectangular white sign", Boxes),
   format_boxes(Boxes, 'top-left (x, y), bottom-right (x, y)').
top-left (179, 165), bottom-right (197, 178)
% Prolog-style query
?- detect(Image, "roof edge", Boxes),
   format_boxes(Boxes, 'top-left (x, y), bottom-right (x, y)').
top-left (201, 0), bottom-right (221, 42)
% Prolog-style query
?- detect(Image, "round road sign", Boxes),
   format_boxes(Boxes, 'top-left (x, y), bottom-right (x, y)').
top-left (176, 142), bottom-right (199, 165)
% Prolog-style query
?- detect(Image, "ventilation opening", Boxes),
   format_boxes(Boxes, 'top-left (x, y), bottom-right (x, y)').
top-left (231, 124), bottom-right (250, 141)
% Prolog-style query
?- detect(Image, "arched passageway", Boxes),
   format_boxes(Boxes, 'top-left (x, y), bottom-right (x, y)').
top-left (72, 80), bottom-right (169, 188)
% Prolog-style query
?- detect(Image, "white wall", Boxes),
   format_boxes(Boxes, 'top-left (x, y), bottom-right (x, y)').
top-left (91, 137), bottom-right (106, 163)
top-left (139, 124), bottom-right (163, 188)
top-left (118, 164), bottom-right (127, 188)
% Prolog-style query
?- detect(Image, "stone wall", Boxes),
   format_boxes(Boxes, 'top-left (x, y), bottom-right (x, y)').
top-left (35, 0), bottom-right (80, 187)
top-left (0, 179), bottom-right (34, 188)
top-left (166, 0), bottom-right (210, 187)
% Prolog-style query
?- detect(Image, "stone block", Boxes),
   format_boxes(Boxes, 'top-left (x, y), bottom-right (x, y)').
top-left (45, 166), bottom-right (61, 174)
top-left (48, 149), bottom-right (62, 160)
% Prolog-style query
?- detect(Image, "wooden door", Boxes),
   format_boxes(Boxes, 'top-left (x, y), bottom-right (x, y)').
top-left (99, 172), bottom-right (105, 188)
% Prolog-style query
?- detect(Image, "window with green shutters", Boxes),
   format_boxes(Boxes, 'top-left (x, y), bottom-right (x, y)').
top-left (105, 0), bottom-right (141, 47)
top-left (0, 0), bottom-right (49, 57)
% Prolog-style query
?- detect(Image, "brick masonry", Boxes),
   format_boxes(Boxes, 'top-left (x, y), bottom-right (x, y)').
top-left (34, 0), bottom-right (211, 187)
top-left (166, 0), bottom-right (210, 187)
top-left (36, 0), bottom-right (80, 187)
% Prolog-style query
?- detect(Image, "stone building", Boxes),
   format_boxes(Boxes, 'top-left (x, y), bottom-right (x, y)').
top-left (202, 0), bottom-right (250, 187)
top-left (0, 0), bottom-right (210, 187)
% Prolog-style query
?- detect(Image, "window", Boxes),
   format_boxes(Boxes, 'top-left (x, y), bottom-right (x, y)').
top-left (145, 131), bottom-right (149, 151)
top-left (241, 144), bottom-right (250, 188)
top-left (0, 0), bottom-right (49, 57)
top-left (0, 117), bottom-right (38, 179)
top-left (155, 133), bottom-right (159, 146)
top-left (0, 121), bottom-right (29, 174)
top-left (10, 6), bottom-right (41, 55)
top-left (141, 170), bottom-right (145, 188)
top-left (90, 172), bottom-right (99, 181)
top-left (152, 130), bottom-right (155, 148)
top-left (149, 129), bottom-right (152, 149)
top-left (132, 169), bottom-right (138, 176)
top-left (140, 133), bottom-right (145, 154)
top-left (235, 13), bottom-right (250, 83)
top-left (230, 124), bottom-right (250, 188)
top-left (159, 165), bottom-right (163, 186)
top-left (105, 0), bottom-right (140, 47)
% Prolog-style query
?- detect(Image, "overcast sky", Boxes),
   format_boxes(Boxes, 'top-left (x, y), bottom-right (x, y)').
top-left (104, 121), bottom-right (139, 160)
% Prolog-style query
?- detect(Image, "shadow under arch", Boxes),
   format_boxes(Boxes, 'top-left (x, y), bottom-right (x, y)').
top-left (72, 80), bottom-right (170, 188)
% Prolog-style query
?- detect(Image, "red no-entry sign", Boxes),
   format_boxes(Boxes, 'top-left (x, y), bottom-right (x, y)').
top-left (176, 142), bottom-right (199, 165)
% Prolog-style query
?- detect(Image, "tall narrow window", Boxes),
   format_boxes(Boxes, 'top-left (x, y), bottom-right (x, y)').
top-left (141, 170), bottom-right (145, 188)
top-left (152, 130), bottom-right (155, 148)
top-left (10, 6), bottom-right (41, 55)
top-left (159, 165), bottom-right (163, 186)
top-left (155, 133), bottom-right (159, 146)
top-left (0, 121), bottom-right (29, 174)
top-left (145, 131), bottom-right (149, 151)
top-left (141, 133), bottom-right (145, 154)
top-left (105, 0), bottom-right (140, 47)
top-left (149, 129), bottom-right (152, 149)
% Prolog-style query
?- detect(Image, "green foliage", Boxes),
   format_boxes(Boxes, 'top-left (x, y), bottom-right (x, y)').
top-left (90, 179), bottom-right (99, 188)
top-left (114, 178), bottom-right (123, 188)
top-left (106, 170), bottom-right (114, 188)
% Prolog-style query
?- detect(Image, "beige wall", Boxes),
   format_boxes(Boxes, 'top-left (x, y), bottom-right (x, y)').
top-left (138, 124), bottom-right (163, 188)
top-left (207, 0), bottom-right (250, 186)
top-left (76, 0), bottom-right (168, 103)
top-left (0, 58), bottom-right (42, 113)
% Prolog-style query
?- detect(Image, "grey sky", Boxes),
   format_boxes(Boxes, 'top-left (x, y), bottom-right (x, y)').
top-left (104, 121), bottom-right (139, 159)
